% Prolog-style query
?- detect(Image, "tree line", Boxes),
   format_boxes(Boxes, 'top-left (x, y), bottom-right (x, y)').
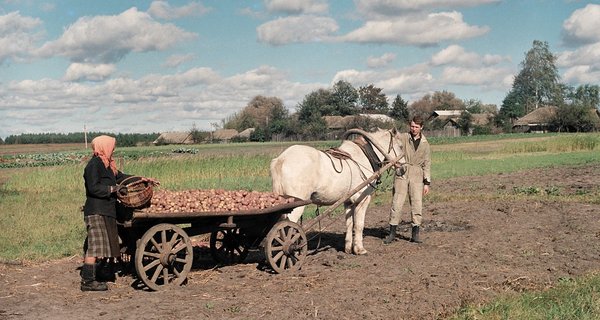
top-left (4, 40), bottom-right (599, 145)
top-left (223, 39), bottom-right (599, 141)
top-left (2, 132), bottom-right (159, 147)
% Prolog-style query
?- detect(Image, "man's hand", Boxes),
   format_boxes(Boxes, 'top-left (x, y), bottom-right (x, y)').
top-left (423, 185), bottom-right (430, 196)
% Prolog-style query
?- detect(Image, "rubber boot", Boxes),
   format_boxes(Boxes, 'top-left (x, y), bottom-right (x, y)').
top-left (410, 226), bottom-right (422, 243)
top-left (80, 263), bottom-right (108, 291)
top-left (383, 225), bottom-right (397, 244)
top-left (96, 259), bottom-right (116, 283)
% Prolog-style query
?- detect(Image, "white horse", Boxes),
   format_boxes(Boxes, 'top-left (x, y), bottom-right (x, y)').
top-left (270, 128), bottom-right (403, 255)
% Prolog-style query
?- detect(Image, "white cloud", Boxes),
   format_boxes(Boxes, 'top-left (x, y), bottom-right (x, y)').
top-left (35, 7), bottom-right (196, 63)
top-left (431, 45), bottom-right (510, 67)
top-left (562, 4), bottom-right (600, 46)
top-left (557, 42), bottom-right (600, 83)
top-left (355, 0), bottom-right (500, 18)
top-left (0, 11), bottom-right (42, 64)
top-left (162, 53), bottom-right (195, 68)
top-left (0, 65), bottom-right (321, 136)
top-left (557, 42), bottom-right (600, 68)
top-left (147, 1), bottom-right (211, 20)
top-left (440, 66), bottom-right (513, 88)
top-left (340, 11), bottom-right (488, 46)
top-left (64, 63), bottom-right (116, 82)
top-left (561, 65), bottom-right (600, 84)
top-left (367, 53), bottom-right (396, 68)
top-left (264, 0), bottom-right (328, 14)
top-left (257, 15), bottom-right (338, 45)
top-left (332, 64), bottom-right (434, 96)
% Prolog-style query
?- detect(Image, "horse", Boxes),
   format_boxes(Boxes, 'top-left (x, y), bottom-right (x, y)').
top-left (270, 128), bottom-right (404, 255)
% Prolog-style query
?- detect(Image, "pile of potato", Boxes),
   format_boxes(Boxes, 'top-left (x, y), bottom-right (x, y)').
top-left (141, 189), bottom-right (297, 213)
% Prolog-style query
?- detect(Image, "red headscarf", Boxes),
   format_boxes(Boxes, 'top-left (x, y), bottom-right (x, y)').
top-left (91, 135), bottom-right (117, 175)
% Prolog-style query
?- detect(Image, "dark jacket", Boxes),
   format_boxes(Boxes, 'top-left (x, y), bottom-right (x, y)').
top-left (83, 156), bottom-right (130, 218)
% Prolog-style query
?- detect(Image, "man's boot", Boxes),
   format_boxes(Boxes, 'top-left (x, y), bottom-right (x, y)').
top-left (410, 225), bottom-right (422, 243)
top-left (80, 263), bottom-right (108, 291)
top-left (383, 225), bottom-right (397, 244)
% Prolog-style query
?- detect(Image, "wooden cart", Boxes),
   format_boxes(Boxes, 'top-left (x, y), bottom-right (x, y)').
top-left (119, 197), bottom-right (311, 291)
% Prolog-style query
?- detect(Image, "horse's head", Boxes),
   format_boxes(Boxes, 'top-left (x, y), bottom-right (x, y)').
top-left (368, 128), bottom-right (403, 163)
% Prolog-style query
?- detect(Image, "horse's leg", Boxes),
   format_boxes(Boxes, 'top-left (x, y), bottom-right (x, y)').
top-left (286, 205), bottom-right (306, 223)
top-left (344, 204), bottom-right (354, 254)
top-left (352, 195), bottom-right (371, 255)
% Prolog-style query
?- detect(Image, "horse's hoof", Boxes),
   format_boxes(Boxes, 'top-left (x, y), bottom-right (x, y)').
top-left (354, 248), bottom-right (368, 255)
top-left (344, 248), bottom-right (352, 254)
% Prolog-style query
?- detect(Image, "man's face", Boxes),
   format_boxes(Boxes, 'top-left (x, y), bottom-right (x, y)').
top-left (409, 121), bottom-right (422, 137)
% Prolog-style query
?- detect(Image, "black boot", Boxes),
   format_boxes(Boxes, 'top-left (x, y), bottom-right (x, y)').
top-left (96, 259), bottom-right (116, 283)
top-left (80, 263), bottom-right (108, 291)
top-left (410, 226), bottom-right (422, 243)
top-left (383, 225), bottom-right (397, 244)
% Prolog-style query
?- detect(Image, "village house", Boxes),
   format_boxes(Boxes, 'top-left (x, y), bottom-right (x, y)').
top-left (153, 132), bottom-right (194, 145)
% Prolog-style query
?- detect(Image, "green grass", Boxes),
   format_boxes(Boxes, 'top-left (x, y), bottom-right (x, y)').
top-left (2, 133), bottom-right (599, 261)
top-left (451, 274), bottom-right (600, 320)
top-left (2, 133), bottom-right (600, 317)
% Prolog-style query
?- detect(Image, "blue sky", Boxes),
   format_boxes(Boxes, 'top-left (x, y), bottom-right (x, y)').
top-left (1, 0), bottom-right (599, 139)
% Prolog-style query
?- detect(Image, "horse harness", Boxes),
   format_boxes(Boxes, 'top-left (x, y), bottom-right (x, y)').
top-left (322, 134), bottom-right (388, 185)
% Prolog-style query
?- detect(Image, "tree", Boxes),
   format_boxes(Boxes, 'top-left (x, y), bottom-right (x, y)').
top-left (223, 95), bottom-right (285, 131)
top-left (409, 90), bottom-right (465, 121)
top-left (456, 111), bottom-right (473, 136)
top-left (571, 84), bottom-right (600, 109)
top-left (331, 80), bottom-right (359, 116)
top-left (389, 94), bottom-right (409, 123)
top-left (189, 123), bottom-right (209, 143)
top-left (431, 91), bottom-right (464, 110)
top-left (358, 84), bottom-right (388, 114)
top-left (552, 84), bottom-right (600, 132)
top-left (296, 89), bottom-right (329, 139)
top-left (267, 104), bottom-right (292, 136)
top-left (500, 40), bottom-right (561, 120)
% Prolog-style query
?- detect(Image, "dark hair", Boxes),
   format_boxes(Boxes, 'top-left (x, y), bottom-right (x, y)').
top-left (411, 115), bottom-right (424, 126)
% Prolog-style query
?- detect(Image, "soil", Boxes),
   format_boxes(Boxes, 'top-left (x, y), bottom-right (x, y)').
top-left (1, 164), bottom-right (600, 320)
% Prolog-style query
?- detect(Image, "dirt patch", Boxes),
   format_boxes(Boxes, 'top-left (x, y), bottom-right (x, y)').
top-left (1, 164), bottom-right (600, 320)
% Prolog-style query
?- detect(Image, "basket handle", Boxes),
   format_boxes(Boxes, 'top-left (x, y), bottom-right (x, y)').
top-left (118, 176), bottom-right (144, 188)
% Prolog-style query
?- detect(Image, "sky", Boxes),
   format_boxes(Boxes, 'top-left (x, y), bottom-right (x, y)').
top-left (1, 0), bottom-right (599, 139)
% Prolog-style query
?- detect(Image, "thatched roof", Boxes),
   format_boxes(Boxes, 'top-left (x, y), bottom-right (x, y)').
top-left (237, 128), bottom-right (255, 138)
top-left (323, 116), bottom-right (352, 130)
top-left (514, 106), bottom-right (557, 126)
top-left (323, 114), bottom-right (395, 130)
top-left (471, 113), bottom-right (492, 126)
top-left (153, 132), bottom-right (193, 144)
top-left (212, 129), bottom-right (238, 140)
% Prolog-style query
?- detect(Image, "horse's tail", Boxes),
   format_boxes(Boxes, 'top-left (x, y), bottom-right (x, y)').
top-left (270, 156), bottom-right (285, 195)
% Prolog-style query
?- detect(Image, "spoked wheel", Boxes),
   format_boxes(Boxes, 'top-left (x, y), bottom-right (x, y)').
top-left (135, 223), bottom-right (193, 291)
top-left (264, 220), bottom-right (307, 273)
top-left (210, 228), bottom-right (249, 265)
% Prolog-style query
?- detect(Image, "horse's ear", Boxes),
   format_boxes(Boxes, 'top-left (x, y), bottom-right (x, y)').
top-left (391, 127), bottom-right (398, 135)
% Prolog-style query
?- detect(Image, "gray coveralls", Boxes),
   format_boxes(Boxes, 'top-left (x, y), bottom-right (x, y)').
top-left (389, 132), bottom-right (431, 227)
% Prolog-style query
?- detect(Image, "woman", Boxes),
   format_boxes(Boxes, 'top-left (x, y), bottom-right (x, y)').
top-left (81, 135), bottom-right (157, 291)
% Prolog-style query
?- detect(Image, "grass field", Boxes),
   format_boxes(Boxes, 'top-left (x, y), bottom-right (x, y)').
top-left (1, 132), bottom-right (600, 318)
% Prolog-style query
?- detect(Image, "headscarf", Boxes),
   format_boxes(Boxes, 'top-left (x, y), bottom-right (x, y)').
top-left (91, 135), bottom-right (117, 175)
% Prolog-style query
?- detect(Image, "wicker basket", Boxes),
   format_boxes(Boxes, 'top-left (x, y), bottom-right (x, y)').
top-left (117, 176), bottom-right (154, 208)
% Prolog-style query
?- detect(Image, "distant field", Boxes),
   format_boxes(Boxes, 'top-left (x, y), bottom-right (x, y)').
top-left (0, 143), bottom-right (87, 156)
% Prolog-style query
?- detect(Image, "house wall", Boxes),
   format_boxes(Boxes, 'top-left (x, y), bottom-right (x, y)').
top-left (425, 127), bottom-right (461, 137)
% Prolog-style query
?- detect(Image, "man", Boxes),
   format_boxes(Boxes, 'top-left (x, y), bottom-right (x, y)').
top-left (384, 115), bottom-right (431, 244)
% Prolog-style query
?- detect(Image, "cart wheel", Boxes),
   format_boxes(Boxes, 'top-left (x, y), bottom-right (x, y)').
top-left (135, 223), bottom-right (193, 291)
top-left (264, 220), bottom-right (307, 274)
top-left (210, 228), bottom-right (249, 265)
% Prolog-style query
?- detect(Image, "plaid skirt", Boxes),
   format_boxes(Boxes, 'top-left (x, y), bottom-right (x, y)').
top-left (83, 215), bottom-right (120, 258)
